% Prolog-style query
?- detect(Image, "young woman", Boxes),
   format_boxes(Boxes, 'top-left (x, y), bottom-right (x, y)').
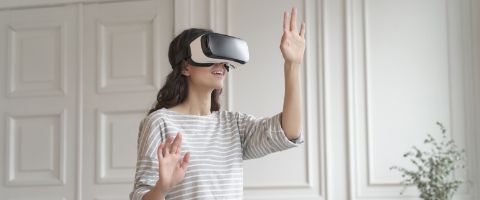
top-left (130, 7), bottom-right (306, 200)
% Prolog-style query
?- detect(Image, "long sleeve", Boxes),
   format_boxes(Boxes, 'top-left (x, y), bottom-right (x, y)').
top-left (130, 116), bottom-right (164, 200)
top-left (237, 112), bottom-right (303, 160)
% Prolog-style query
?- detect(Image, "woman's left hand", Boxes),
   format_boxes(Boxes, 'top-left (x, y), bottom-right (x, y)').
top-left (280, 7), bottom-right (306, 65)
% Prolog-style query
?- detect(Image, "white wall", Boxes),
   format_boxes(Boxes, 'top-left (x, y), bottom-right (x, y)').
top-left (0, 0), bottom-right (478, 199)
top-left (345, 0), bottom-right (476, 199)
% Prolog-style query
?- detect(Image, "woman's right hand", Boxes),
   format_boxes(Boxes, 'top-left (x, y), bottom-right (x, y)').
top-left (155, 132), bottom-right (190, 195)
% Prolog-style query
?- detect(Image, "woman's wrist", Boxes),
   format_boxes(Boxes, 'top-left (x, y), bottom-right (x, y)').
top-left (284, 61), bottom-right (301, 67)
top-left (284, 62), bottom-right (301, 75)
top-left (154, 181), bottom-right (170, 195)
top-left (140, 181), bottom-right (168, 200)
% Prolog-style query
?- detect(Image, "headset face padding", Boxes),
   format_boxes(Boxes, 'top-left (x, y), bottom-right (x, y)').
top-left (175, 33), bottom-right (249, 68)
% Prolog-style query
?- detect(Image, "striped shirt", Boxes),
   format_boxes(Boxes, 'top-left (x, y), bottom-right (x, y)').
top-left (130, 108), bottom-right (303, 200)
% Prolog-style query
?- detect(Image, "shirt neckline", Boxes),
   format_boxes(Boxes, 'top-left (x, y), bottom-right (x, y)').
top-left (161, 108), bottom-right (219, 119)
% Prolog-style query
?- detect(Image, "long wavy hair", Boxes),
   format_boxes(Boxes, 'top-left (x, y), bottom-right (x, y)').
top-left (148, 28), bottom-right (222, 115)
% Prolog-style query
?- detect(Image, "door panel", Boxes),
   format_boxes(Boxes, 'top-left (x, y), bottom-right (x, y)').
top-left (0, 4), bottom-right (78, 200)
top-left (82, 0), bottom-right (173, 199)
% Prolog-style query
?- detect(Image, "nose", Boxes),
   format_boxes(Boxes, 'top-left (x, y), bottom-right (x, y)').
top-left (212, 62), bottom-right (229, 71)
top-left (214, 62), bottom-right (226, 67)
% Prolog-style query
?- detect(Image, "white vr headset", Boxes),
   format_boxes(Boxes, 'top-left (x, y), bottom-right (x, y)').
top-left (174, 33), bottom-right (250, 71)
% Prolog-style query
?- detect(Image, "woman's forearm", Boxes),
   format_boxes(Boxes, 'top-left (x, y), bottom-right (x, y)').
top-left (281, 62), bottom-right (302, 140)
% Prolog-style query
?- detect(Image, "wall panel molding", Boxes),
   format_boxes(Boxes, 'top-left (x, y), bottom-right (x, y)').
top-left (346, 0), bottom-right (476, 199)
top-left (96, 109), bottom-right (145, 184)
top-left (0, 6), bottom-right (78, 200)
top-left (82, 0), bottom-right (173, 199)
top-left (95, 15), bottom-right (159, 94)
top-left (222, 0), bottom-right (325, 199)
top-left (323, 0), bottom-right (349, 198)
top-left (470, 0), bottom-right (480, 199)
top-left (7, 21), bottom-right (67, 98)
top-left (76, 3), bottom-right (84, 200)
top-left (5, 110), bottom-right (67, 186)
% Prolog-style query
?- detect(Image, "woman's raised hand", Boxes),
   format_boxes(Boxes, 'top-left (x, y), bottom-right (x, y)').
top-left (155, 133), bottom-right (190, 194)
top-left (280, 7), bottom-right (306, 65)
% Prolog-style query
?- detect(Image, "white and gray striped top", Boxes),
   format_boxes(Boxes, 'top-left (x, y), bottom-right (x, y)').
top-left (130, 108), bottom-right (303, 200)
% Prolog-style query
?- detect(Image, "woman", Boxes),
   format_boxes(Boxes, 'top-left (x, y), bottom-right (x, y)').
top-left (131, 7), bottom-right (306, 200)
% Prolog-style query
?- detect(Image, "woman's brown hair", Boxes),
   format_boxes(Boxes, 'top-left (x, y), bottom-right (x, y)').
top-left (148, 28), bottom-right (222, 115)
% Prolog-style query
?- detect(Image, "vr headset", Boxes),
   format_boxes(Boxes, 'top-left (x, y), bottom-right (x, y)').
top-left (174, 32), bottom-right (249, 71)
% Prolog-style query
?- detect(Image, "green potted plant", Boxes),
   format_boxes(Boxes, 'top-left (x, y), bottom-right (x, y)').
top-left (390, 122), bottom-right (466, 200)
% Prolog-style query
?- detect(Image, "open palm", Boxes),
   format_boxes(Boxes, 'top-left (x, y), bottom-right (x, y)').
top-left (280, 7), bottom-right (306, 65)
top-left (156, 133), bottom-right (190, 194)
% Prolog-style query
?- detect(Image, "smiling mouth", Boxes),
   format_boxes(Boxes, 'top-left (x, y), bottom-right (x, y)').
top-left (211, 70), bottom-right (225, 77)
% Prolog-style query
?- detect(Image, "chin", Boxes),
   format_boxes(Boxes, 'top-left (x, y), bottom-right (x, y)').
top-left (213, 85), bottom-right (223, 90)
top-left (212, 81), bottom-right (224, 90)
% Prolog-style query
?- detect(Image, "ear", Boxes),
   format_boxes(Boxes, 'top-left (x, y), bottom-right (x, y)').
top-left (182, 65), bottom-right (191, 76)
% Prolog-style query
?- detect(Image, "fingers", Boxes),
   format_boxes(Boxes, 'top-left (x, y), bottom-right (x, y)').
top-left (170, 133), bottom-right (182, 154)
top-left (283, 11), bottom-right (289, 31)
top-left (299, 22), bottom-right (306, 38)
top-left (164, 136), bottom-right (174, 155)
top-left (157, 143), bottom-right (165, 160)
top-left (284, 7), bottom-right (305, 37)
top-left (160, 133), bottom-right (183, 158)
top-left (290, 7), bottom-right (297, 32)
top-left (180, 152), bottom-right (190, 169)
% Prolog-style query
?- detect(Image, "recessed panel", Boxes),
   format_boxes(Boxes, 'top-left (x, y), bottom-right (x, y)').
top-left (97, 110), bottom-right (144, 183)
top-left (97, 20), bottom-right (155, 93)
top-left (111, 31), bottom-right (147, 78)
top-left (348, 0), bottom-right (471, 198)
top-left (365, 0), bottom-right (450, 185)
top-left (111, 115), bottom-right (139, 168)
top-left (19, 122), bottom-right (54, 171)
top-left (229, 0), bottom-right (309, 189)
top-left (7, 24), bottom-right (65, 97)
top-left (6, 112), bottom-right (65, 186)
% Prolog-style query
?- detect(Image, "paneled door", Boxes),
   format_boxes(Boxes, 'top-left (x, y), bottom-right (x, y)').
top-left (1, 0), bottom-right (478, 200)
top-left (0, 4), bottom-right (79, 200)
top-left (82, 0), bottom-right (173, 199)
